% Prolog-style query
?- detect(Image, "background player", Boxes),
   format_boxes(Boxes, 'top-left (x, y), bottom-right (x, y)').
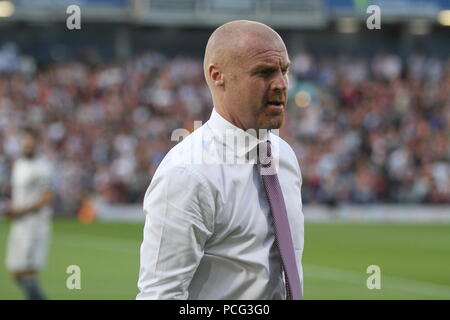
top-left (3, 127), bottom-right (54, 300)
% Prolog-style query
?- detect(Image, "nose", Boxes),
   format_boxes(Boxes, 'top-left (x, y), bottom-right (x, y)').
top-left (270, 71), bottom-right (288, 92)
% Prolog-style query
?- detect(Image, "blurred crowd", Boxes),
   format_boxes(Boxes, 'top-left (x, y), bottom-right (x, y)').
top-left (287, 52), bottom-right (449, 205)
top-left (0, 45), bottom-right (448, 214)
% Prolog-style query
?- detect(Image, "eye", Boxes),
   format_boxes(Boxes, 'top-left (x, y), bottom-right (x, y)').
top-left (258, 69), bottom-right (274, 76)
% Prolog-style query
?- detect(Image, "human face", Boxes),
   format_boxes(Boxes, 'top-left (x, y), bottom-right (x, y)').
top-left (21, 133), bottom-right (37, 158)
top-left (226, 39), bottom-right (290, 131)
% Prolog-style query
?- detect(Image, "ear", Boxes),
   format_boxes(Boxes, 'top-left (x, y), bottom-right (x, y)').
top-left (208, 64), bottom-right (224, 87)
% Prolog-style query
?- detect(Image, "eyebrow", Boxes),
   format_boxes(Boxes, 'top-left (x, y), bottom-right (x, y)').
top-left (251, 61), bottom-right (291, 73)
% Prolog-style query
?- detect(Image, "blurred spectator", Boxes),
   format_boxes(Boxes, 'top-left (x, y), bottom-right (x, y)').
top-left (0, 47), bottom-right (448, 215)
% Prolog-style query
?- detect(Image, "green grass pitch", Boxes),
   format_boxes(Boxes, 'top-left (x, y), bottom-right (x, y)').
top-left (1, 219), bottom-right (449, 299)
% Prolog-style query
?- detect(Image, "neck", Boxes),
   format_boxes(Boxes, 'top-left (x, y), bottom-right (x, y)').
top-left (214, 105), bottom-right (246, 131)
top-left (213, 105), bottom-right (270, 140)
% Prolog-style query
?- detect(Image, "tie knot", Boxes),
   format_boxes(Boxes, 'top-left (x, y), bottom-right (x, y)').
top-left (257, 140), bottom-right (272, 168)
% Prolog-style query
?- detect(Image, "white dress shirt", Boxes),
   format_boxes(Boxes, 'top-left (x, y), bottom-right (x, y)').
top-left (137, 108), bottom-right (304, 300)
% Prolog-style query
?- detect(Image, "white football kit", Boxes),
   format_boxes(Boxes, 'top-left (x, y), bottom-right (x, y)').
top-left (5, 156), bottom-right (53, 272)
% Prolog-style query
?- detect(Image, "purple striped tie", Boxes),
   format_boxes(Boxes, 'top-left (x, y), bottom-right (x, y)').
top-left (258, 140), bottom-right (303, 300)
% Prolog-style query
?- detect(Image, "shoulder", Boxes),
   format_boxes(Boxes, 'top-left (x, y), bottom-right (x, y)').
top-left (270, 133), bottom-right (298, 163)
top-left (157, 124), bottom-right (213, 176)
top-left (12, 158), bottom-right (26, 173)
top-left (12, 158), bottom-right (22, 168)
top-left (35, 157), bottom-right (53, 173)
top-left (270, 132), bottom-right (302, 177)
top-left (150, 126), bottom-right (212, 190)
top-left (144, 139), bottom-right (215, 225)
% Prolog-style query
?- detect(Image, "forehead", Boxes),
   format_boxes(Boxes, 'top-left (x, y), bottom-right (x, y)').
top-left (238, 38), bottom-right (289, 67)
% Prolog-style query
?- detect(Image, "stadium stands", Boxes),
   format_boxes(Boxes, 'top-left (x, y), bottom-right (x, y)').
top-left (0, 46), bottom-right (448, 215)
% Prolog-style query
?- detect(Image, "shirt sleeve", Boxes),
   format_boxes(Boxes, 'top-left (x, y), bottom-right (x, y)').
top-left (137, 165), bottom-right (215, 300)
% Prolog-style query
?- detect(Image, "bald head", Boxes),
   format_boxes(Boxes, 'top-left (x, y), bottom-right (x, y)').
top-left (204, 20), bottom-right (290, 131)
top-left (203, 20), bottom-right (286, 90)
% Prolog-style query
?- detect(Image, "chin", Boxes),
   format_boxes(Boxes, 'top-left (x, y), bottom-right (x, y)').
top-left (258, 114), bottom-right (284, 130)
top-left (257, 120), bottom-right (283, 130)
top-left (268, 121), bottom-right (283, 130)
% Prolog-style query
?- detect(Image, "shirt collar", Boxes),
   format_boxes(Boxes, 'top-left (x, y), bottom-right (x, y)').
top-left (207, 108), bottom-right (270, 159)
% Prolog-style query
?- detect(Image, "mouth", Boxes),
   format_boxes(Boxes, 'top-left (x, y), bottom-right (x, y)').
top-left (266, 100), bottom-right (284, 110)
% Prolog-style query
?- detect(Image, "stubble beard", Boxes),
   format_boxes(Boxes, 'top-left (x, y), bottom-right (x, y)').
top-left (256, 108), bottom-right (285, 130)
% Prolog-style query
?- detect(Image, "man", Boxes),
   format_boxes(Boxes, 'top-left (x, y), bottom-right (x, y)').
top-left (3, 127), bottom-right (54, 300)
top-left (137, 20), bottom-right (304, 300)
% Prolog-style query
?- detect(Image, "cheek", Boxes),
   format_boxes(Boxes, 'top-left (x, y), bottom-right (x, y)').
top-left (248, 81), bottom-right (267, 101)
